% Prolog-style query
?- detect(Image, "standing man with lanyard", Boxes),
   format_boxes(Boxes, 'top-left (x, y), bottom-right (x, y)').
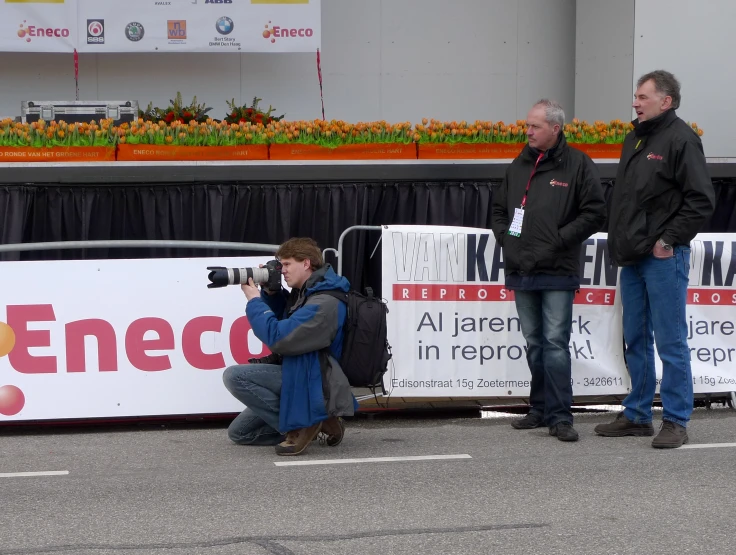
top-left (595, 70), bottom-right (715, 448)
top-left (492, 99), bottom-right (606, 442)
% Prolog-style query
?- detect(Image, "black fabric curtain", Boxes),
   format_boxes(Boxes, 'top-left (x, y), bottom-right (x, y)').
top-left (2, 179), bottom-right (736, 295)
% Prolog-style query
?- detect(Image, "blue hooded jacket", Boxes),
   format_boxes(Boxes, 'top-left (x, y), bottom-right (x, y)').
top-left (245, 264), bottom-right (358, 432)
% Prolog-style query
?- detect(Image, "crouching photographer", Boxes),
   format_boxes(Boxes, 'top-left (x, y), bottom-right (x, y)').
top-left (221, 237), bottom-right (358, 456)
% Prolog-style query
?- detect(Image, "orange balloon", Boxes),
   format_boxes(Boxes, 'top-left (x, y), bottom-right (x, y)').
top-left (0, 322), bottom-right (16, 358)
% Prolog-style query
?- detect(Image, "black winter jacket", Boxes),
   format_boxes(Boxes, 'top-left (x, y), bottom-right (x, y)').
top-left (491, 135), bottom-right (606, 281)
top-left (607, 109), bottom-right (715, 266)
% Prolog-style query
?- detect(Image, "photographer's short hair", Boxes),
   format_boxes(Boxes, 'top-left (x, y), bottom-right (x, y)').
top-left (276, 237), bottom-right (324, 270)
top-left (637, 70), bottom-right (681, 110)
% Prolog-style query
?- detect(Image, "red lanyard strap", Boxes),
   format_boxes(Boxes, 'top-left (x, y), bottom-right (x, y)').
top-left (520, 152), bottom-right (545, 208)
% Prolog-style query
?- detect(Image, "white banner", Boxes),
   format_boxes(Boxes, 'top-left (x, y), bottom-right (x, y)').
top-left (0, 256), bottom-right (272, 421)
top-left (0, 0), bottom-right (321, 53)
top-left (382, 226), bottom-right (736, 398)
top-left (0, 0), bottom-right (78, 53)
top-left (382, 226), bottom-right (627, 398)
top-left (665, 234), bottom-right (736, 393)
top-left (1, 231), bottom-right (734, 422)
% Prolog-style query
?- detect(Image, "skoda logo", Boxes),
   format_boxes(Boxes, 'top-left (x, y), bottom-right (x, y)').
top-left (125, 22), bottom-right (145, 41)
top-left (216, 16), bottom-right (233, 35)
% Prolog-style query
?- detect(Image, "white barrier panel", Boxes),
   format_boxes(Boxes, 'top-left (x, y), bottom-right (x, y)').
top-left (1, 232), bottom-right (734, 422)
top-left (382, 226), bottom-right (736, 398)
top-left (672, 234), bottom-right (736, 391)
top-left (0, 0), bottom-right (321, 53)
top-left (382, 226), bottom-right (628, 398)
top-left (0, 256), bottom-right (270, 421)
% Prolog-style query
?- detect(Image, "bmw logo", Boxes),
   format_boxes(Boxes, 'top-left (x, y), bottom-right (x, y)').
top-left (216, 16), bottom-right (233, 35)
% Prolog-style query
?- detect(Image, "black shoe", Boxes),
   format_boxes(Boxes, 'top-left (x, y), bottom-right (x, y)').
top-left (511, 413), bottom-right (544, 430)
top-left (549, 422), bottom-right (579, 442)
top-left (651, 420), bottom-right (689, 449)
top-left (594, 411), bottom-right (654, 437)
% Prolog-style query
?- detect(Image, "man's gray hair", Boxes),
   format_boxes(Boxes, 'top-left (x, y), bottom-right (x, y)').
top-left (534, 99), bottom-right (565, 129)
top-left (637, 70), bottom-right (681, 110)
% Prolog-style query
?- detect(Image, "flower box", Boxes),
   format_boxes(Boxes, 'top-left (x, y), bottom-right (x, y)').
top-left (417, 143), bottom-right (524, 159)
top-left (269, 143), bottom-right (417, 160)
top-left (116, 144), bottom-right (269, 161)
top-left (0, 146), bottom-right (116, 162)
top-left (569, 143), bottom-right (623, 159)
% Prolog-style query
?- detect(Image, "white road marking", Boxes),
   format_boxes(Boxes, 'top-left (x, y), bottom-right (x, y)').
top-left (680, 442), bottom-right (736, 450)
top-left (0, 471), bottom-right (69, 478)
top-left (274, 454), bottom-right (472, 467)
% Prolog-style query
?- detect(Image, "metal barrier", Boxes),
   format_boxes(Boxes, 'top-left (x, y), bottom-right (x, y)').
top-left (1, 235), bottom-right (734, 411)
top-left (0, 229), bottom-right (381, 277)
top-left (0, 240), bottom-right (280, 254)
top-left (329, 225), bottom-right (383, 276)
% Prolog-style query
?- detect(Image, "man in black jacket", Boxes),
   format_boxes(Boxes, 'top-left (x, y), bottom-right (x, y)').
top-left (492, 99), bottom-right (606, 442)
top-left (594, 70), bottom-right (715, 448)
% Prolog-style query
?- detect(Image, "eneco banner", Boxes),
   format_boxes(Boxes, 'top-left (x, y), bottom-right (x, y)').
top-left (0, 0), bottom-right (321, 53)
top-left (382, 226), bottom-right (736, 398)
top-left (0, 0), bottom-right (78, 53)
top-left (0, 256), bottom-right (271, 421)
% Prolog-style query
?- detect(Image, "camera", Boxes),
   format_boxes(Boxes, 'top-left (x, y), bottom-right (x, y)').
top-left (206, 259), bottom-right (283, 291)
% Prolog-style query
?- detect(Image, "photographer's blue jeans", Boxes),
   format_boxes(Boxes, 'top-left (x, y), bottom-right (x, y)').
top-left (514, 290), bottom-right (575, 427)
top-left (222, 364), bottom-right (285, 446)
top-left (620, 246), bottom-right (693, 428)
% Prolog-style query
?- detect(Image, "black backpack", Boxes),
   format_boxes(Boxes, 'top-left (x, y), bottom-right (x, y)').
top-left (317, 288), bottom-right (392, 390)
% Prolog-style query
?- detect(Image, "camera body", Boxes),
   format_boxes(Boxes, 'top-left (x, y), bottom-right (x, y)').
top-left (206, 259), bottom-right (283, 291)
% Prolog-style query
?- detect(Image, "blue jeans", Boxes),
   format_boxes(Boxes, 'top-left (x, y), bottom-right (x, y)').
top-left (620, 246), bottom-right (693, 427)
top-left (222, 364), bottom-right (286, 446)
top-left (514, 290), bottom-right (575, 426)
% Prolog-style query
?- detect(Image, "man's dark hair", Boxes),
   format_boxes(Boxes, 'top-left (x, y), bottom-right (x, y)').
top-left (637, 70), bottom-right (681, 110)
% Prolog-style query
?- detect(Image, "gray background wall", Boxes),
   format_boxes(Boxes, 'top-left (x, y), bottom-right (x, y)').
top-left (1, 0), bottom-right (727, 157)
top-left (574, 0), bottom-right (635, 123)
top-left (633, 0), bottom-right (732, 159)
top-left (0, 0), bottom-right (577, 124)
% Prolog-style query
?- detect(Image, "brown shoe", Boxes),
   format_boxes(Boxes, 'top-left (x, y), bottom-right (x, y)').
top-left (274, 422), bottom-right (322, 456)
top-left (278, 431), bottom-right (299, 448)
top-left (651, 420), bottom-right (689, 449)
top-left (319, 416), bottom-right (345, 447)
top-left (594, 411), bottom-right (654, 437)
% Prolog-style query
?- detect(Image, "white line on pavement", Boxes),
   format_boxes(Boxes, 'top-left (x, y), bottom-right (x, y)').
top-left (680, 442), bottom-right (736, 450)
top-left (274, 454), bottom-right (472, 467)
top-left (0, 471), bottom-right (70, 478)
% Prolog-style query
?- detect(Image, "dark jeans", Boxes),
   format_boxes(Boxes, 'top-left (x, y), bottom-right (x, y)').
top-left (514, 290), bottom-right (575, 426)
top-left (222, 364), bottom-right (285, 446)
top-left (620, 246), bottom-right (693, 427)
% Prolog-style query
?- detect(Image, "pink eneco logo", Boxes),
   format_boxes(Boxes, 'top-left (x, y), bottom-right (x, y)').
top-left (0, 321), bottom-right (25, 416)
top-left (550, 179), bottom-right (569, 188)
top-left (17, 20), bottom-right (70, 42)
top-left (647, 152), bottom-right (664, 161)
top-left (262, 20), bottom-right (313, 43)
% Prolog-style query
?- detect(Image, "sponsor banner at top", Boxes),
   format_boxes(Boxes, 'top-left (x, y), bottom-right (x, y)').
top-left (0, 0), bottom-right (320, 52)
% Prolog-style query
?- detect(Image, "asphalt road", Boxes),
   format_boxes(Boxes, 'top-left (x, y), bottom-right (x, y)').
top-left (1, 405), bottom-right (735, 555)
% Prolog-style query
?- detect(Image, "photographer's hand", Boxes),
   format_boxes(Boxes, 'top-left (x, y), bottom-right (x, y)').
top-left (241, 278), bottom-right (261, 301)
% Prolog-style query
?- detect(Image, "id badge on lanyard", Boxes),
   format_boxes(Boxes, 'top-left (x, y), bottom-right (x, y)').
top-left (507, 152), bottom-right (544, 238)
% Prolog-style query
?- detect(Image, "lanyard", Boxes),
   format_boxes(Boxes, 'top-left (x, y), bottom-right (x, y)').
top-left (520, 152), bottom-right (545, 208)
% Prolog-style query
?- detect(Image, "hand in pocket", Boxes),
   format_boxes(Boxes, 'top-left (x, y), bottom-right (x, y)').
top-left (652, 242), bottom-right (674, 259)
